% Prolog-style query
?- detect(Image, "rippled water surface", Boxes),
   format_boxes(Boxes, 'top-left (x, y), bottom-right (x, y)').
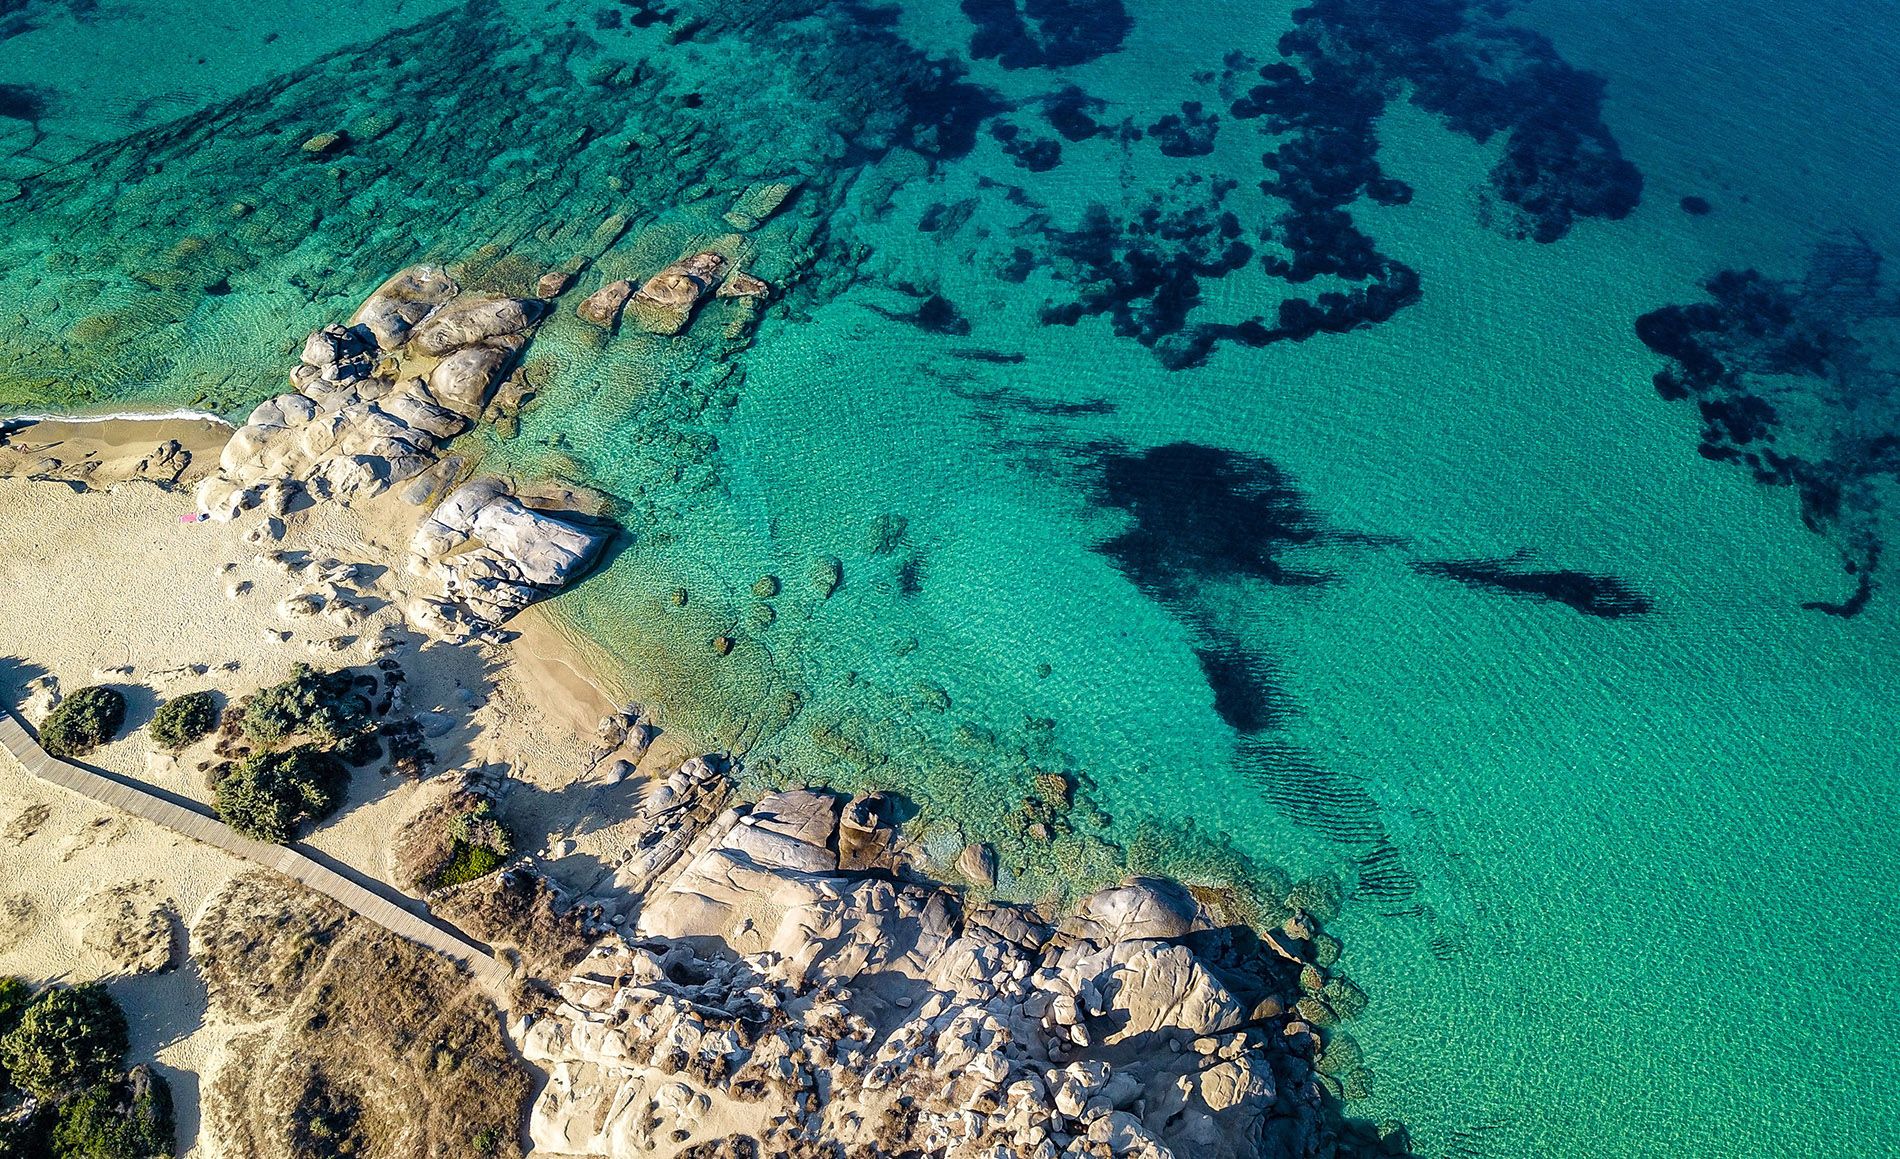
top-left (3, 0), bottom-right (1898, 1154)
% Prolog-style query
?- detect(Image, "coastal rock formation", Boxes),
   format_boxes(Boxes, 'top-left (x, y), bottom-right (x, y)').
top-left (626, 252), bottom-right (729, 335)
top-left (523, 789), bottom-right (1339, 1159)
top-left (195, 266), bottom-right (541, 521)
top-left (577, 278), bottom-right (635, 328)
top-left (407, 478), bottom-right (611, 636)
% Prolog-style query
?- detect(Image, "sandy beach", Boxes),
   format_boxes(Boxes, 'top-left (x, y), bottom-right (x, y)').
top-left (0, 415), bottom-right (648, 1152)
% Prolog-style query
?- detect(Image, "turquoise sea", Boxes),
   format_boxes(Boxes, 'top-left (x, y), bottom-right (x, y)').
top-left (3, 0), bottom-right (1898, 1154)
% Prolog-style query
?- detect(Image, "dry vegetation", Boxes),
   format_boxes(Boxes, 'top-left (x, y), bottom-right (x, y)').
top-left (193, 872), bottom-right (530, 1158)
top-left (433, 868), bottom-right (592, 979)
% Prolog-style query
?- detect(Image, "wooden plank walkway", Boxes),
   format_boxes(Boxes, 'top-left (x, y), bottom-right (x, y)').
top-left (0, 709), bottom-right (513, 995)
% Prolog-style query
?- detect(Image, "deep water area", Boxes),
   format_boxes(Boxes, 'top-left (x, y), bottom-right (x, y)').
top-left (2, 0), bottom-right (1899, 1155)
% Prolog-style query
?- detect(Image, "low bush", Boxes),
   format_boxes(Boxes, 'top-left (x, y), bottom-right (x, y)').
top-left (0, 982), bottom-right (128, 1099)
top-left (215, 746), bottom-right (347, 843)
top-left (50, 1068), bottom-right (175, 1159)
top-left (394, 796), bottom-right (512, 892)
top-left (241, 666), bottom-right (373, 748)
top-left (40, 687), bottom-right (127, 758)
top-left (149, 691), bottom-right (218, 750)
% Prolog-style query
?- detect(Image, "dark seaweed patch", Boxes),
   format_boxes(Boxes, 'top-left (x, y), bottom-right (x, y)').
top-left (1247, 0), bottom-right (1641, 243)
top-left (1041, 84), bottom-right (1108, 141)
top-left (990, 118), bottom-right (1062, 172)
top-left (1353, 841), bottom-right (1419, 903)
top-left (868, 293), bottom-right (972, 336)
top-left (1238, 739), bottom-right (1386, 846)
top-left (1635, 235), bottom-right (1899, 613)
top-left (948, 348), bottom-right (1027, 365)
top-left (1147, 101), bottom-right (1218, 158)
top-left (0, 81), bottom-right (47, 121)
top-left (1020, 0), bottom-right (1639, 368)
top-left (962, 0), bottom-right (1132, 70)
top-left (1192, 629), bottom-right (1296, 734)
top-left (1031, 175), bottom-right (1254, 364)
top-left (1410, 552), bottom-right (1653, 618)
top-left (1015, 0), bottom-right (1635, 367)
top-left (1680, 195), bottom-right (1713, 216)
top-left (1089, 441), bottom-right (1336, 596)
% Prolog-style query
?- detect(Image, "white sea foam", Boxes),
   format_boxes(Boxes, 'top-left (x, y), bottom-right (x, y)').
top-left (0, 408), bottom-right (233, 429)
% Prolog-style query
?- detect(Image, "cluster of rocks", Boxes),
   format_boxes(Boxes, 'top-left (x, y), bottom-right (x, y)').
top-left (520, 786), bottom-right (1384, 1159)
top-left (195, 265), bottom-right (542, 520)
top-left (576, 250), bottom-right (768, 335)
top-left (405, 477), bottom-right (612, 638)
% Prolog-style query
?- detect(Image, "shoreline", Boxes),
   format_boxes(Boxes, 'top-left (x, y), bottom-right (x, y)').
top-left (0, 407), bottom-right (235, 428)
top-left (0, 376), bottom-right (1396, 1154)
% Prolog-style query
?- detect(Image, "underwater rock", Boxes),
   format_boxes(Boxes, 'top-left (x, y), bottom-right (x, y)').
top-left (751, 574), bottom-right (780, 598)
top-left (811, 554), bottom-right (843, 598)
top-left (536, 270), bottom-right (574, 298)
top-left (299, 130), bottom-right (348, 155)
top-left (723, 177), bottom-right (801, 230)
top-left (625, 252), bottom-right (726, 335)
top-left (958, 840), bottom-right (999, 887)
top-left (714, 268), bottom-right (769, 299)
top-left (576, 278), bottom-right (634, 327)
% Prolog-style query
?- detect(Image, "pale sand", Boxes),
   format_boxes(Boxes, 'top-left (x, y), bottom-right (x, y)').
top-left (0, 418), bottom-right (664, 1154)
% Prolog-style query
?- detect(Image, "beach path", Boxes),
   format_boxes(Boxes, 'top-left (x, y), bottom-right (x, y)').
top-left (0, 709), bottom-right (514, 995)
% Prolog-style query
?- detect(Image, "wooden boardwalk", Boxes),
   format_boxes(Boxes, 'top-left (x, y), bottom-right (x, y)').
top-left (0, 709), bottom-right (513, 994)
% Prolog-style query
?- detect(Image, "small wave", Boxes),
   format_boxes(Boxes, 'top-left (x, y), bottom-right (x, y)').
top-left (0, 407), bottom-right (233, 429)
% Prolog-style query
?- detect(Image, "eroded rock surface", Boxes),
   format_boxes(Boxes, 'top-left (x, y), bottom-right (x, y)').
top-left (522, 790), bottom-right (1348, 1159)
top-left (195, 265), bottom-right (541, 520)
top-left (407, 478), bottom-right (611, 636)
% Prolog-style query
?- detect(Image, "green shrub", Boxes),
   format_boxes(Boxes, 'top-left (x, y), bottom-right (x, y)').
top-left (39, 687), bottom-right (127, 758)
top-left (433, 801), bottom-right (513, 889)
top-left (241, 665), bottom-right (372, 748)
top-left (435, 845), bottom-right (506, 889)
top-left (50, 1070), bottom-right (175, 1159)
top-left (0, 983), bottom-right (128, 1099)
top-left (148, 692), bottom-right (218, 750)
top-left (0, 975), bottom-right (31, 1036)
top-left (214, 746), bottom-right (347, 843)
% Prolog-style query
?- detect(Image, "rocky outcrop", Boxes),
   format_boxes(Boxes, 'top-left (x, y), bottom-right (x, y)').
top-left (351, 265), bottom-right (462, 350)
top-left (576, 279), bottom-right (634, 328)
top-left (406, 478), bottom-right (611, 636)
top-left (522, 790), bottom-right (1348, 1159)
top-left (195, 266), bottom-right (542, 520)
top-left (624, 252), bottom-right (726, 336)
top-left (723, 178), bottom-right (800, 231)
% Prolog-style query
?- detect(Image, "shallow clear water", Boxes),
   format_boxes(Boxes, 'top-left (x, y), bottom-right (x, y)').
top-left (3, 0), bottom-right (1898, 1154)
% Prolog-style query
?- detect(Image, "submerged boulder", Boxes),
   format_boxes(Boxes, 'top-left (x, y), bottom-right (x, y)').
top-left (625, 252), bottom-right (725, 335)
top-left (576, 279), bottom-right (634, 328)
